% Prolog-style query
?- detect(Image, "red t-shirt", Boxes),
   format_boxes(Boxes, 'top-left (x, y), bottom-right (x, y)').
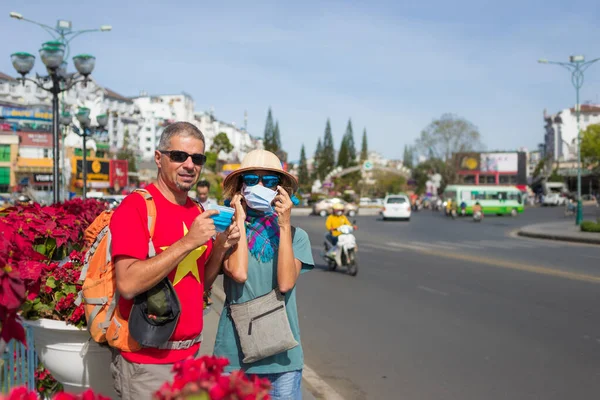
top-left (110, 184), bottom-right (212, 364)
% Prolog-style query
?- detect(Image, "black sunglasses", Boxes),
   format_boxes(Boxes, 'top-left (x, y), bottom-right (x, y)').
top-left (160, 150), bottom-right (206, 166)
top-left (242, 174), bottom-right (281, 188)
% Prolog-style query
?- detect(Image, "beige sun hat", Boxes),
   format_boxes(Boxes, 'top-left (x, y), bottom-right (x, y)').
top-left (223, 149), bottom-right (298, 192)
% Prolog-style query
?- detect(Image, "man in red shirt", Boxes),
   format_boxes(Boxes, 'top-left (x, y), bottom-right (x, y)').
top-left (110, 122), bottom-right (240, 399)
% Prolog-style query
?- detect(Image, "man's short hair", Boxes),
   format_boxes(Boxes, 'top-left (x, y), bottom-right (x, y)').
top-left (157, 122), bottom-right (205, 151)
top-left (196, 180), bottom-right (210, 189)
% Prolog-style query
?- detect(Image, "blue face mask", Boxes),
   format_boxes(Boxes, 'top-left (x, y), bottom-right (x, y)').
top-left (242, 184), bottom-right (278, 213)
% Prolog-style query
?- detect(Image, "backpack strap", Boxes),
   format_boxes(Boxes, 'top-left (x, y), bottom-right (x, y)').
top-left (133, 189), bottom-right (158, 258)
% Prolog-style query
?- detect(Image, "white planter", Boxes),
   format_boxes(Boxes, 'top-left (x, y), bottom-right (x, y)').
top-left (23, 318), bottom-right (117, 399)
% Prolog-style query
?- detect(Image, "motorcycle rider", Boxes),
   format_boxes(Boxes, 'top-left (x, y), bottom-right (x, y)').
top-left (473, 201), bottom-right (483, 220)
top-left (325, 203), bottom-right (351, 255)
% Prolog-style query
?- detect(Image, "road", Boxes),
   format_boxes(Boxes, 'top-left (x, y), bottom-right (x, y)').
top-left (292, 205), bottom-right (600, 400)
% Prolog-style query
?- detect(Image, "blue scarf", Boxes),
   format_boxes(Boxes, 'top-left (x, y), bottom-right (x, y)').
top-left (245, 209), bottom-right (280, 263)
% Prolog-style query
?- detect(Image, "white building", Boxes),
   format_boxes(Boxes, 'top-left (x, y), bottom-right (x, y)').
top-left (0, 71), bottom-right (143, 156)
top-left (132, 92), bottom-right (197, 160)
top-left (194, 110), bottom-right (262, 163)
top-left (543, 105), bottom-right (600, 162)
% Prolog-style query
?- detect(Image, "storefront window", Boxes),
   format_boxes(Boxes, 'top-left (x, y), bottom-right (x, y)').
top-left (464, 175), bottom-right (476, 184)
top-left (0, 145), bottom-right (10, 162)
top-left (499, 175), bottom-right (510, 184)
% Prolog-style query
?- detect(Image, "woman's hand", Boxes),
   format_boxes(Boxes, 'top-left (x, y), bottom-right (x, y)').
top-left (274, 186), bottom-right (293, 227)
top-left (231, 193), bottom-right (246, 225)
top-left (215, 222), bottom-right (241, 251)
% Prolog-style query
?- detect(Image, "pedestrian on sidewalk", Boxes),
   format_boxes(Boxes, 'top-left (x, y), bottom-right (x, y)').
top-left (214, 149), bottom-right (315, 400)
top-left (109, 122), bottom-right (240, 400)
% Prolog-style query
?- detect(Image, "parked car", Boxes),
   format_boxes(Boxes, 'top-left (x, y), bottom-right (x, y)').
top-left (542, 193), bottom-right (567, 207)
top-left (312, 198), bottom-right (358, 217)
top-left (101, 195), bottom-right (126, 210)
top-left (381, 195), bottom-right (411, 221)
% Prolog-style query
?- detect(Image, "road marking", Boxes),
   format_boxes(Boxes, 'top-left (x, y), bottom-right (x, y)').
top-left (389, 243), bottom-right (600, 284)
top-left (477, 240), bottom-right (513, 249)
top-left (503, 241), bottom-right (537, 248)
top-left (417, 285), bottom-right (449, 296)
top-left (437, 241), bottom-right (484, 249)
top-left (409, 241), bottom-right (454, 250)
top-left (363, 242), bottom-right (403, 252)
top-left (580, 254), bottom-right (600, 260)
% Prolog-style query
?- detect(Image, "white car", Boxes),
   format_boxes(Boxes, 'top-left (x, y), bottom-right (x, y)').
top-left (381, 195), bottom-right (411, 221)
top-left (542, 193), bottom-right (567, 206)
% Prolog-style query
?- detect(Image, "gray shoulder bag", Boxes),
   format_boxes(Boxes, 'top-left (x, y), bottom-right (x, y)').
top-left (227, 227), bottom-right (299, 364)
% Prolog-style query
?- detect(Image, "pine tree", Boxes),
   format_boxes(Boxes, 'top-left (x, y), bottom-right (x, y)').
top-left (403, 145), bottom-right (414, 168)
top-left (298, 144), bottom-right (309, 188)
top-left (345, 119), bottom-right (357, 166)
top-left (272, 121), bottom-right (282, 153)
top-left (313, 138), bottom-right (323, 180)
top-left (263, 108), bottom-right (274, 151)
top-left (320, 119), bottom-right (336, 179)
top-left (337, 135), bottom-right (349, 168)
top-left (360, 128), bottom-right (368, 162)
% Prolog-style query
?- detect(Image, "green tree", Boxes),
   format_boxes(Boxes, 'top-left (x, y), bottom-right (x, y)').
top-left (416, 113), bottom-right (484, 162)
top-left (204, 151), bottom-right (218, 173)
top-left (272, 121), bottom-right (282, 153)
top-left (372, 171), bottom-right (407, 197)
top-left (312, 138), bottom-right (323, 180)
top-left (403, 145), bottom-right (414, 168)
top-left (117, 128), bottom-right (137, 173)
top-left (298, 144), bottom-right (310, 190)
top-left (345, 119), bottom-right (357, 166)
top-left (581, 124), bottom-right (600, 173)
top-left (319, 119), bottom-right (336, 179)
top-left (337, 135), bottom-right (349, 168)
top-left (360, 128), bottom-right (368, 162)
top-left (412, 158), bottom-right (453, 195)
top-left (263, 108), bottom-right (275, 152)
top-left (210, 132), bottom-right (233, 155)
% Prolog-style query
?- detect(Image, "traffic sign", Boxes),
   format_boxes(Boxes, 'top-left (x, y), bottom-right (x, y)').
top-left (363, 161), bottom-right (373, 171)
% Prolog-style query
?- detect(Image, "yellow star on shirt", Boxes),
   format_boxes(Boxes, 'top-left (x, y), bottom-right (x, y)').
top-left (161, 222), bottom-right (207, 286)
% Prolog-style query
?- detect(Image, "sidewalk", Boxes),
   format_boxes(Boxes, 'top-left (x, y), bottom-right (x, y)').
top-left (518, 220), bottom-right (600, 245)
top-left (200, 278), bottom-right (318, 400)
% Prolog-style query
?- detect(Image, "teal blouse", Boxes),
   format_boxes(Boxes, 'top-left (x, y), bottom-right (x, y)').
top-left (213, 227), bottom-right (314, 374)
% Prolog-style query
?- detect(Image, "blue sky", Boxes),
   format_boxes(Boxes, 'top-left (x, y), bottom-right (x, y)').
top-left (1, 0), bottom-right (600, 162)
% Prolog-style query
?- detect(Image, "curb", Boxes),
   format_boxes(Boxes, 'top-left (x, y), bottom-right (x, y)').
top-left (517, 230), bottom-right (600, 245)
top-left (210, 285), bottom-right (343, 399)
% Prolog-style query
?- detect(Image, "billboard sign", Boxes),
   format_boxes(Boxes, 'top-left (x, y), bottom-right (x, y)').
top-left (1, 106), bottom-right (52, 121)
top-left (480, 153), bottom-right (518, 173)
top-left (456, 152), bottom-right (480, 171)
top-left (110, 159), bottom-right (128, 188)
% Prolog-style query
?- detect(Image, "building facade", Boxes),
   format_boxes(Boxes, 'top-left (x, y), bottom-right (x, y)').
top-left (543, 105), bottom-right (600, 162)
top-left (454, 151), bottom-right (528, 190)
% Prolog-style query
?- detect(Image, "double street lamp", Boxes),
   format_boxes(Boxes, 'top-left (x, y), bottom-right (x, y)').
top-left (538, 55), bottom-right (600, 226)
top-left (9, 11), bottom-right (111, 203)
top-left (60, 108), bottom-right (107, 199)
top-left (11, 44), bottom-right (96, 204)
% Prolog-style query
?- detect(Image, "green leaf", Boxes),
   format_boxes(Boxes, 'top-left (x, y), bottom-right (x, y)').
top-left (63, 284), bottom-right (77, 295)
top-left (33, 302), bottom-right (52, 313)
top-left (46, 276), bottom-right (56, 289)
top-left (34, 243), bottom-right (48, 255)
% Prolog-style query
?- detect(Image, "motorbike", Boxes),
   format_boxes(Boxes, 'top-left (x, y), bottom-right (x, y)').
top-left (473, 210), bottom-right (483, 222)
top-left (323, 224), bottom-right (358, 276)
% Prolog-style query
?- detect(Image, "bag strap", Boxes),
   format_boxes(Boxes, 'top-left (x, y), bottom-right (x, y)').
top-left (133, 189), bottom-right (157, 257)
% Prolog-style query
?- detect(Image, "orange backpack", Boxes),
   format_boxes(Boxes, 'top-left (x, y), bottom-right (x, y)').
top-left (77, 189), bottom-right (156, 352)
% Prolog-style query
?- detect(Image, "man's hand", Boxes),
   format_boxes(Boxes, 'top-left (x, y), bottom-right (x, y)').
top-left (274, 186), bottom-right (293, 227)
top-left (185, 210), bottom-right (218, 248)
top-left (215, 221), bottom-right (241, 251)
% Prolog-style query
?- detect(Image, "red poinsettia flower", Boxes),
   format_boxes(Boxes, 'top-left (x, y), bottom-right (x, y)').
top-left (0, 266), bottom-right (26, 313)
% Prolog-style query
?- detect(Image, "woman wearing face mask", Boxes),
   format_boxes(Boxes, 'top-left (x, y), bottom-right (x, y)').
top-left (214, 149), bottom-right (314, 400)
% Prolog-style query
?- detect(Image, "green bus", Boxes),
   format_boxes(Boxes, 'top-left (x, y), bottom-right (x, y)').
top-left (443, 185), bottom-right (525, 216)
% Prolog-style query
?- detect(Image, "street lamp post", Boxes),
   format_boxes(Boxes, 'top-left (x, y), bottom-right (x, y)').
top-left (9, 11), bottom-right (111, 202)
top-left (11, 45), bottom-right (96, 204)
top-left (60, 109), bottom-right (107, 199)
top-left (538, 55), bottom-right (600, 225)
